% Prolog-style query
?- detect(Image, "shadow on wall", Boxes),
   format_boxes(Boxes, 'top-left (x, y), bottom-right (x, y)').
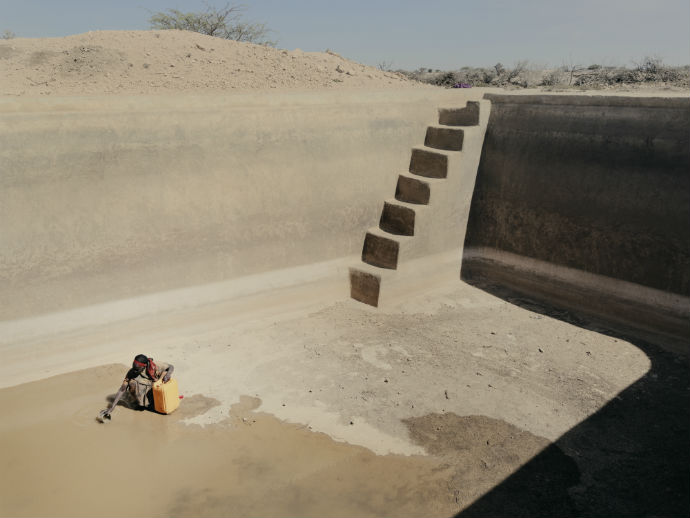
top-left (456, 94), bottom-right (689, 514)
top-left (456, 284), bottom-right (689, 518)
top-left (460, 95), bottom-right (690, 348)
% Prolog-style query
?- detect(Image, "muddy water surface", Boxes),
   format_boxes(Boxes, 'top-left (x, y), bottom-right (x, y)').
top-left (0, 365), bottom-right (550, 517)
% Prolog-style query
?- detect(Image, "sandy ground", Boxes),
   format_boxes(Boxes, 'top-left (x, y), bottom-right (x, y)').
top-left (0, 30), bottom-right (422, 96)
top-left (1, 278), bottom-right (687, 516)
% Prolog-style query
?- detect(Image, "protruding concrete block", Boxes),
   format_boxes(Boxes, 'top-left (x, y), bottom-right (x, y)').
top-left (395, 174), bottom-right (431, 205)
top-left (409, 148), bottom-right (448, 179)
top-left (380, 201), bottom-right (415, 236)
top-left (439, 101), bottom-right (480, 126)
top-left (349, 267), bottom-right (381, 307)
top-left (362, 231), bottom-right (399, 269)
top-left (424, 125), bottom-right (464, 151)
top-left (350, 250), bottom-right (465, 309)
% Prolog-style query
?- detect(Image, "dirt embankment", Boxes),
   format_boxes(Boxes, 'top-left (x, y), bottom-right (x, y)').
top-left (0, 30), bottom-right (423, 96)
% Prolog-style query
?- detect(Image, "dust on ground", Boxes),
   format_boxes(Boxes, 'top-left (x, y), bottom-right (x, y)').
top-left (0, 30), bottom-right (423, 96)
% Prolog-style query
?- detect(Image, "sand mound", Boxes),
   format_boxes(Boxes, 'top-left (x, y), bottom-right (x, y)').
top-left (0, 30), bottom-right (424, 96)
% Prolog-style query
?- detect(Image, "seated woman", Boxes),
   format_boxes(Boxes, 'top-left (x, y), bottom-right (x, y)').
top-left (99, 354), bottom-right (174, 420)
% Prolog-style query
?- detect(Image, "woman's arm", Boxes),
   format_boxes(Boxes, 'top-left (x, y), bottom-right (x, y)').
top-left (105, 380), bottom-right (129, 414)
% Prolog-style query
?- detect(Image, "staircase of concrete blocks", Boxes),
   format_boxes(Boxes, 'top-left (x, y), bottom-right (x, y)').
top-left (349, 100), bottom-right (490, 307)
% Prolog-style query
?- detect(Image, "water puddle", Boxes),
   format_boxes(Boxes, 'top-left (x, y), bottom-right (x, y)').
top-left (0, 365), bottom-right (457, 517)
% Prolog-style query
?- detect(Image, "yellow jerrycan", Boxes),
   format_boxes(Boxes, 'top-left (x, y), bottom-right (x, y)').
top-left (152, 377), bottom-right (180, 414)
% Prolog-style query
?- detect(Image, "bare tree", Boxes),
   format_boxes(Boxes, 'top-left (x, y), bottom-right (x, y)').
top-left (506, 60), bottom-right (529, 84)
top-left (634, 55), bottom-right (663, 74)
top-left (562, 56), bottom-right (584, 85)
top-left (510, 60), bottom-right (528, 77)
top-left (377, 60), bottom-right (394, 71)
top-left (149, 2), bottom-right (275, 46)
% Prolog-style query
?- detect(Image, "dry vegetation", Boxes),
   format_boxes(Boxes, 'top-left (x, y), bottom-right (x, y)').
top-left (400, 57), bottom-right (690, 91)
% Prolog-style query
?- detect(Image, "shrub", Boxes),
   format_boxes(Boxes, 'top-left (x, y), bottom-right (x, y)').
top-left (430, 71), bottom-right (457, 87)
top-left (454, 67), bottom-right (495, 86)
top-left (635, 56), bottom-right (663, 75)
top-left (659, 67), bottom-right (686, 83)
top-left (541, 68), bottom-right (565, 86)
top-left (149, 2), bottom-right (275, 46)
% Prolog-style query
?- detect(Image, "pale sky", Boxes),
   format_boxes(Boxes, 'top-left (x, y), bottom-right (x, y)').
top-left (1, 0), bottom-right (688, 70)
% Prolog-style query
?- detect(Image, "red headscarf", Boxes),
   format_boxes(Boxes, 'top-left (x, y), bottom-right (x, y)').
top-left (133, 358), bottom-right (159, 381)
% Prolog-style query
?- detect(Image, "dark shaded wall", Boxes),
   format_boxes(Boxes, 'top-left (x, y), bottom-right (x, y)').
top-left (462, 95), bottom-right (690, 349)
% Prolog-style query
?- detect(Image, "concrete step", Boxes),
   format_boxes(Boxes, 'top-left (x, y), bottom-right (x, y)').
top-left (424, 125), bottom-right (464, 151)
top-left (379, 200), bottom-right (416, 236)
top-left (394, 173), bottom-right (431, 205)
top-left (361, 227), bottom-right (405, 269)
top-left (350, 249), bottom-right (465, 308)
top-left (409, 147), bottom-right (449, 179)
top-left (349, 264), bottom-right (384, 307)
top-left (438, 101), bottom-right (480, 126)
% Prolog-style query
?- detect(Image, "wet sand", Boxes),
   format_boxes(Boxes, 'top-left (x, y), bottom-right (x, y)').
top-left (0, 364), bottom-right (554, 517)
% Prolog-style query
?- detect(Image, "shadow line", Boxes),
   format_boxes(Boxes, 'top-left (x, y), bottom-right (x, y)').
top-left (457, 282), bottom-right (690, 518)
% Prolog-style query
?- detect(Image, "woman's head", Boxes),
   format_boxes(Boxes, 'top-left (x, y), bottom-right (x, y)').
top-left (132, 354), bottom-right (148, 372)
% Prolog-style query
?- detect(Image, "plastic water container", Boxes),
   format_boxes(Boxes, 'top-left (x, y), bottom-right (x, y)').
top-left (153, 378), bottom-right (180, 414)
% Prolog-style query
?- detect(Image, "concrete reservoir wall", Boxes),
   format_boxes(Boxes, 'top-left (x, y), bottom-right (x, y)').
top-left (462, 94), bottom-right (690, 347)
top-left (3, 90), bottom-right (688, 350)
top-left (0, 89), bottom-right (480, 325)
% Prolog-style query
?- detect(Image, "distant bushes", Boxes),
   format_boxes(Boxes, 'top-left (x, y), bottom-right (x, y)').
top-left (399, 57), bottom-right (689, 89)
top-left (402, 62), bottom-right (539, 88)
top-left (571, 59), bottom-right (689, 88)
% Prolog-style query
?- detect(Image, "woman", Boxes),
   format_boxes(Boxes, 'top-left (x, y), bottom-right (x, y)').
top-left (98, 354), bottom-right (174, 420)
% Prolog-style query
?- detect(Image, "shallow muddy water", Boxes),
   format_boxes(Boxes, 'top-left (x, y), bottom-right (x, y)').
top-left (0, 365), bottom-right (463, 517)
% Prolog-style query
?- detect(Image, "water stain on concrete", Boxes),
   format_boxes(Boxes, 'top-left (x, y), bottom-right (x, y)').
top-left (403, 413), bottom-right (580, 515)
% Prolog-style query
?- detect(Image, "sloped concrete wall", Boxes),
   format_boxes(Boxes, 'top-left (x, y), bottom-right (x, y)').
top-left (0, 89), bottom-right (481, 322)
top-left (462, 94), bottom-right (690, 348)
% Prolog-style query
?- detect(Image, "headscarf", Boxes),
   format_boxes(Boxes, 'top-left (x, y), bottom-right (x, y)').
top-left (133, 357), bottom-right (159, 381)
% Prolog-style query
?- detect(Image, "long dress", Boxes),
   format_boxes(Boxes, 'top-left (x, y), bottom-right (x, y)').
top-left (126, 362), bottom-right (170, 407)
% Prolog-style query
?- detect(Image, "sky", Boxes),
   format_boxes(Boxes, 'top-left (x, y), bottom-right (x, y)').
top-left (1, 0), bottom-right (689, 70)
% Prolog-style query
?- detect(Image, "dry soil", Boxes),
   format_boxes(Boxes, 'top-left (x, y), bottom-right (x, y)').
top-left (0, 30), bottom-right (422, 96)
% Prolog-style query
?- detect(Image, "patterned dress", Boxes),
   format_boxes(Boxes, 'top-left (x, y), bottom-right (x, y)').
top-left (125, 362), bottom-right (170, 407)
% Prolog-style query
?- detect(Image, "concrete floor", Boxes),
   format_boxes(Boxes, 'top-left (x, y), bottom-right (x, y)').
top-left (1, 277), bottom-right (686, 516)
